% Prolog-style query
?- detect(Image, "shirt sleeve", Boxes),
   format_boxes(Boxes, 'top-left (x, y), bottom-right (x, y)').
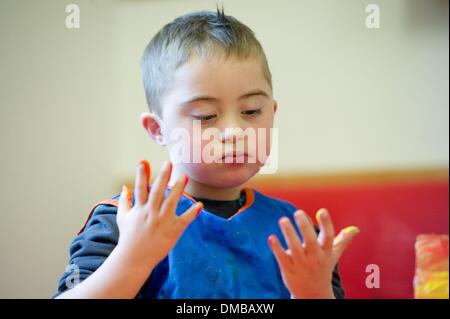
top-left (331, 263), bottom-right (345, 299)
top-left (52, 204), bottom-right (119, 298)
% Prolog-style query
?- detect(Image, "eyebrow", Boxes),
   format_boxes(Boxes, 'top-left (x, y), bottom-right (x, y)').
top-left (179, 89), bottom-right (270, 107)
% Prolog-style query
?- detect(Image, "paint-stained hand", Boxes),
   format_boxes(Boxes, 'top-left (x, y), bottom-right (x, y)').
top-left (268, 209), bottom-right (359, 299)
top-left (116, 160), bottom-right (202, 268)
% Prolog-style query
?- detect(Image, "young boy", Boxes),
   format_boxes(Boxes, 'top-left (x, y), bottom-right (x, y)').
top-left (54, 8), bottom-right (359, 299)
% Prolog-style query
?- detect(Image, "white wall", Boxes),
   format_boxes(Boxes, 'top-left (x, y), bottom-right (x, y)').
top-left (0, 0), bottom-right (448, 298)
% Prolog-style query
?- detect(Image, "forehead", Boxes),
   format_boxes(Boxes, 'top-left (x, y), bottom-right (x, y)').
top-left (168, 55), bottom-right (271, 99)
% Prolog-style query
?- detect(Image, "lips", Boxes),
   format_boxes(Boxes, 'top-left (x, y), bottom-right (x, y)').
top-left (221, 151), bottom-right (248, 163)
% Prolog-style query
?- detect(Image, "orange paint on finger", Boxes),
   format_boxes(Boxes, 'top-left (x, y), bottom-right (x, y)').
top-left (139, 159), bottom-right (151, 182)
top-left (196, 202), bottom-right (203, 216)
top-left (125, 185), bottom-right (133, 202)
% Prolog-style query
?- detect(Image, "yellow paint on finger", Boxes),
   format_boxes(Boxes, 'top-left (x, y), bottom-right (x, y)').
top-left (343, 226), bottom-right (360, 234)
top-left (315, 208), bottom-right (328, 222)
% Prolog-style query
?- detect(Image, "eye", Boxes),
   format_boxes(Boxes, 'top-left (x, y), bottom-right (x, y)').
top-left (192, 114), bottom-right (217, 121)
top-left (242, 108), bottom-right (262, 116)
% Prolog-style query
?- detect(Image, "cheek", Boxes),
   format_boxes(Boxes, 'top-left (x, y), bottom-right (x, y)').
top-left (252, 129), bottom-right (272, 165)
top-left (253, 116), bottom-right (274, 165)
top-left (164, 120), bottom-right (195, 162)
top-left (165, 124), bottom-right (215, 164)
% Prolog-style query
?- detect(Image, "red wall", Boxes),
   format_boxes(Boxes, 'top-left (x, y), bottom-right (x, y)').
top-left (256, 179), bottom-right (449, 298)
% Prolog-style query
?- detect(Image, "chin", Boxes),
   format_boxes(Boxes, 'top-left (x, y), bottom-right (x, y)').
top-left (181, 162), bottom-right (261, 188)
top-left (205, 163), bottom-right (260, 188)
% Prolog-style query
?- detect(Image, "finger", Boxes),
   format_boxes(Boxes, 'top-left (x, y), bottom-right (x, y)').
top-left (142, 160), bottom-right (151, 184)
top-left (294, 210), bottom-right (320, 254)
top-left (176, 202), bottom-right (203, 232)
top-left (316, 208), bottom-right (335, 253)
top-left (268, 235), bottom-right (293, 272)
top-left (117, 185), bottom-right (132, 222)
top-left (304, 213), bottom-right (315, 227)
top-left (333, 226), bottom-right (360, 259)
top-left (135, 160), bottom-right (150, 206)
top-left (278, 217), bottom-right (304, 260)
top-left (148, 161), bottom-right (172, 212)
top-left (160, 174), bottom-right (189, 219)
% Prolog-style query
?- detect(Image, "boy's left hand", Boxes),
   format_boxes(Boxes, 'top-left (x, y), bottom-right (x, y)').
top-left (268, 209), bottom-right (359, 299)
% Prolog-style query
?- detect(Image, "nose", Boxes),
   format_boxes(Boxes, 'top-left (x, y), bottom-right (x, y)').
top-left (221, 128), bottom-right (244, 144)
top-left (219, 117), bottom-right (246, 144)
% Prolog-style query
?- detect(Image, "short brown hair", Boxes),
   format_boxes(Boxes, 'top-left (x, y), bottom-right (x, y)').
top-left (140, 7), bottom-right (272, 116)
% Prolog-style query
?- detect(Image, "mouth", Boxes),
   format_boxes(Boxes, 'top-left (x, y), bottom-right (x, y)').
top-left (221, 151), bottom-right (249, 163)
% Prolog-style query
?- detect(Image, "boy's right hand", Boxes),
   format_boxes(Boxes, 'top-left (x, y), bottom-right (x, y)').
top-left (115, 160), bottom-right (202, 269)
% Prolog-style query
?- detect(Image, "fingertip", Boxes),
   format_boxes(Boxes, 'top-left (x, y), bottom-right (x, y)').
top-left (334, 226), bottom-right (360, 246)
top-left (196, 201), bottom-right (203, 216)
top-left (268, 234), bottom-right (275, 246)
top-left (139, 160), bottom-right (151, 182)
top-left (119, 185), bottom-right (126, 203)
top-left (294, 210), bottom-right (306, 224)
top-left (180, 202), bottom-right (203, 226)
top-left (119, 185), bottom-right (132, 209)
top-left (278, 216), bottom-right (289, 226)
top-left (315, 208), bottom-right (328, 222)
top-left (343, 226), bottom-right (360, 235)
top-left (125, 185), bottom-right (133, 202)
top-left (295, 210), bottom-right (310, 222)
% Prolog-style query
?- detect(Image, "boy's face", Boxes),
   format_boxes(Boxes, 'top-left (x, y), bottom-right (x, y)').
top-left (145, 55), bottom-right (277, 189)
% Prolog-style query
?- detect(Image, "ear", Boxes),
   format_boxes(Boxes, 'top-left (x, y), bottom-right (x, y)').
top-left (140, 112), bottom-right (166, 146)
top-left (273, 100), bottom-right (278, 114)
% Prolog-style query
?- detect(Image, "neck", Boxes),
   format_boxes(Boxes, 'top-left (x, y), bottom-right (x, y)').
top-left (186, 180), bottom-right (242, 201)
